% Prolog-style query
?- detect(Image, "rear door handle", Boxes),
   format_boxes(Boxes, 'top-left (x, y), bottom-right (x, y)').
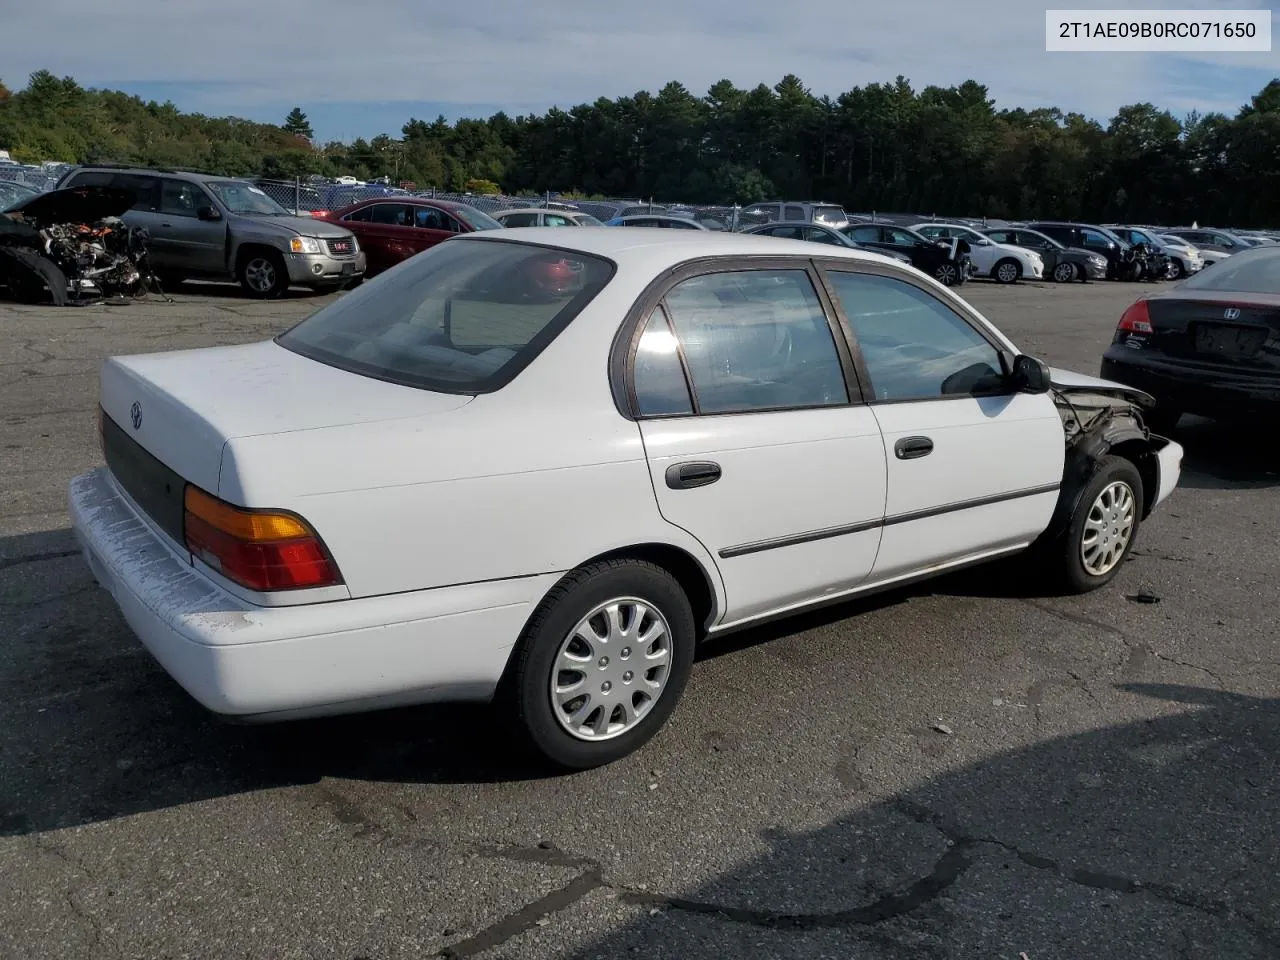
top-left (894, 436), bottom-right (934, 460)
top-left (665, 461), bottom-right (722, 490)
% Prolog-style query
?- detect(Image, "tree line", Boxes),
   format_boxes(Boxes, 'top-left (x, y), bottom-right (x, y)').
top-left (2, 69), bottom-right (1278, 226)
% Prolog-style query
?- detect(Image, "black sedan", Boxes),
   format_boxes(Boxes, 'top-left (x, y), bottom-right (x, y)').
top-left (1099, 244), bottom-right (1280, 432)
top-left (983, 227), bottom-right (1108, 283)
top-left (841, 223), bottom-right (971, 286)
top-left (742, 221), bottom-right (914, 265)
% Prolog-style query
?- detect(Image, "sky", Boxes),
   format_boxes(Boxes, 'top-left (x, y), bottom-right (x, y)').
top-left (5, 0), bottom-right (1277, 142)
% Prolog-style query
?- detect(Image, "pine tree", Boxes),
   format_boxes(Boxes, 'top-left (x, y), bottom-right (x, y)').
top-left (283, 107), bottom-right (313, 139)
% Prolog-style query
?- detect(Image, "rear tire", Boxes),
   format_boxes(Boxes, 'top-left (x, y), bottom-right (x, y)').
top-left (504, 559), bottom-right (697, 770)
top-left (1038, 455), bottom-right (1144, 595)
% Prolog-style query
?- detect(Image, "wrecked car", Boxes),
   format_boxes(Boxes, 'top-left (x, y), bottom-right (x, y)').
top-left (0, 185), bottom-right (158, 305)
top-left (69, 232), bottom-right (1185, 771)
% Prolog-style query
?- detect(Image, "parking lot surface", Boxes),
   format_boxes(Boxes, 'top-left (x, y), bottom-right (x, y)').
top-left (2, 278), bottom-right (1278, 960)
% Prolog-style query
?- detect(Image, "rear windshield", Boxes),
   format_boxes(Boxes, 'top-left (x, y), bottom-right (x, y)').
top-left (812, 205), bottom-right (848, 225)
top-left (1178, 247), bottom-right (1280, 293)
top-left (276, 238), bottom-right (615, 393)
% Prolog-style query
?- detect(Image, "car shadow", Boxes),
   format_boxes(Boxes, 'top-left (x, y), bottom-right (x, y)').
top-left (166, 279), bottom-right (341, 301)
top-left (1163, 415), bottom-right (1280, 490)
top-left (548, 684), bottom-right (1280, 958)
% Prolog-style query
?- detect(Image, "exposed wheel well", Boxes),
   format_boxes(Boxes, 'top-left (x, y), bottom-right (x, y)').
top-left (1107, 439), bottom-right (1159, 518)
top-left (582, 543), bottom-right (718, 636)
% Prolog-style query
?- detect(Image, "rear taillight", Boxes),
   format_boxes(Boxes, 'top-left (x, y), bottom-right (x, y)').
top-left (182, 485), bottom-right (342, 592)
top-left (1117, 299), bottom-right (1153, 335)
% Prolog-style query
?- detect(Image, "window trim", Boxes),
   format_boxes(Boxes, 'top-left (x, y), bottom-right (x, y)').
top-left (812, 258), bottom-right (1016, 407)
top-left (608, 255), bottom-right (867, 421)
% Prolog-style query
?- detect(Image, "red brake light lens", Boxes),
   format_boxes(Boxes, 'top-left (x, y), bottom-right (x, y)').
top-left (1117, 299), bottom-right (1153, 334)
top-left (182, 485), bottom-right (342, 592)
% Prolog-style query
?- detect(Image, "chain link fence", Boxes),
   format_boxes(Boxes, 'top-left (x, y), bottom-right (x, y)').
top-left (249, 177), bottom-right (786, 230)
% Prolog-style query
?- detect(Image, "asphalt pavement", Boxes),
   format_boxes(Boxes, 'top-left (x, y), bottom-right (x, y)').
top-left (2, 276), bottom-right (1278, 960)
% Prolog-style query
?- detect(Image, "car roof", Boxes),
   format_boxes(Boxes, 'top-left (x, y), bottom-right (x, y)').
top-left (496, 207), bottom-right (583, 216)
top-left (453, 227), bottom-right (889, 267)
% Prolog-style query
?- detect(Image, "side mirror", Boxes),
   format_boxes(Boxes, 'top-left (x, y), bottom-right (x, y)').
top-left (196, 206), bottom-right (221, 222)
top-left (1009, 354), bottom-right (1051, 394)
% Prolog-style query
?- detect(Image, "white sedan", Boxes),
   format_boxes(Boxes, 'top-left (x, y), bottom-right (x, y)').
top-left (912, 222), bottom-right (1045, 284)
top-left (70, 229), bottom-right (1183, 769)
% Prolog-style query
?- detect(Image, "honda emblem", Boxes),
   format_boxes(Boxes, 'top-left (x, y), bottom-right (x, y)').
top-left (1223, 307), bottom-right (1241, 320)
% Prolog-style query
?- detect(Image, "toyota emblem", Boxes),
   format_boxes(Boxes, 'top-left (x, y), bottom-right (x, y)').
top-left (1223, 307), bottom-right (1241, 320)
top-left (130, 401), bottom-right (142, 430)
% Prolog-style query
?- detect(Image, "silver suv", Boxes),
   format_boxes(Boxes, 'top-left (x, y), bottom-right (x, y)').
top-left (55, 165), bottom-right (366, 298)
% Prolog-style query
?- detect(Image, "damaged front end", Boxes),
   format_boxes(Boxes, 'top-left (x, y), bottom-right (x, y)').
top-left (0, 186), bottom-right (163, 305)
top-left (1043, 367), bottom-right (1171, 539)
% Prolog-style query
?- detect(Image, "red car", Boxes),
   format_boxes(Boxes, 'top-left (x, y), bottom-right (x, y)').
top-left (315, 197), bottom-right (504, 276)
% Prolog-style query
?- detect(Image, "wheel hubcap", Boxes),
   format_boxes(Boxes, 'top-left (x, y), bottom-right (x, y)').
top-left (998, 264), bottom-right (1017, 282)
top-left (1081, 481), bottom-right (1135, 576)
top-left (551, 597), bottom-right (673, 741)
top-left (245, 258), bottom-right (276, 292)
top-left (938, 265), bottom-right (956, 284)
top-left (1055, 263), bottom-right (1073, 281)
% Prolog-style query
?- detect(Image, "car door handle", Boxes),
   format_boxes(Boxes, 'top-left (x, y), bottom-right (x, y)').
top-left (894, 436), bottom-right (934, 460)
top-left (665, 461), bottom-right (722, 490)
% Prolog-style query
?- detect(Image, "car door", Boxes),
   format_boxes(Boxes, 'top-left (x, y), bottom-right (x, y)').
top-left (101, 172), bottom-right (163, 250)
top-left (629, 261), bottom-right (888, 624)
top-left (352, 202), bottom-right (417, 271)
top-left (155, 178), bottom-right (227, 275)
top-left (818, 263), bottom-right (1064, 581)
top-left (410, 204), bottom-right (459, 252)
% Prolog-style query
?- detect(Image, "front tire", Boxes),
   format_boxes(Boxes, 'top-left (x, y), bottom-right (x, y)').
top-left (933, 262), bottom-right (960, 286)
top-left (238, 250), bottom-right (290, 299)
top-left (1043, 455), bottom-right (1144, 594)
top-left (505, 559), bottom-right (697, 770)
top-left (993, 258), bottom-right (1022, 284)
top-left (1052, 261), bottom-right (1077, 283)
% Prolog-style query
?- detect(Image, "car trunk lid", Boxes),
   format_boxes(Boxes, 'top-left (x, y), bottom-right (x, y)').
top-left (1145, 291), bottom-right (1280, 371)
top-left (99, 340), bottom-right (472, 527)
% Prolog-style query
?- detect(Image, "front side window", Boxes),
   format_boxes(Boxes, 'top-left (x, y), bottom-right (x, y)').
top-left (916, 225), bottom-right (946, 239)
top-left (204, 180), bottom-right (289, 216)
top-left (276, 239), bottom-right (614, 394)
top-left (764, 226), bottom-right (804, 240)
top-left (802, 226), bottom-right (842, 245)
top-left (659, 269), bottom-right (848, 414)
top-left (544, 214), bottom-right (574, 226)
top-left (886, 228), bottom-right (922, 247)
top-left (160, 180), bottom-right (209, 217)
top-left (1081, 228), bottom-right (1112, 246)
top-left (824, 271), bottom-right (1005, 402)
top-left (413, 206), bottom-right (454, 230)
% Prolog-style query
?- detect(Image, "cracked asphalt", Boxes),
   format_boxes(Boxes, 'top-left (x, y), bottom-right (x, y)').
top-left (2, 276), bottom-right (1278, 960)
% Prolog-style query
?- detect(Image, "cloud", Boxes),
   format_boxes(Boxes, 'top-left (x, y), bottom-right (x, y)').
top-left (5, 0), bottom-right (1275, 140)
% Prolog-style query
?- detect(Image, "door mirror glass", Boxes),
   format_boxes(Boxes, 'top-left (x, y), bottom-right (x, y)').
top-left (1009, 354), bottom-right (1051, 394)
top-left (196, 206), bottom-right (221, 222)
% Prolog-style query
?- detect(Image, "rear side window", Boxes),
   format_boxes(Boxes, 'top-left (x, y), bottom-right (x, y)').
top-left (632, 307), bottom-right (694, 416)
top-left (277, 239), bottom-right (615, 394)
top-left (64, 170), bottom-right (116, 188)
top-left (500, 212), bottom-right (536, 227)
top-left (784, 205), bottom-right (806, 221)
top-left (659, 269), bottom-right (849, 414)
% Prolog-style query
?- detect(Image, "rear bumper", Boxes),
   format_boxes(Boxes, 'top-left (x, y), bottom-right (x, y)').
top-left (1101, 350), bottom-right (1280, 419)
top-left (69, 467), bottom-right (559, 721)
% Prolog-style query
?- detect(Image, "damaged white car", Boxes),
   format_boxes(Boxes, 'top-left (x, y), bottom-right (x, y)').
top-left (69, 229), bottom-right (1183, 769)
